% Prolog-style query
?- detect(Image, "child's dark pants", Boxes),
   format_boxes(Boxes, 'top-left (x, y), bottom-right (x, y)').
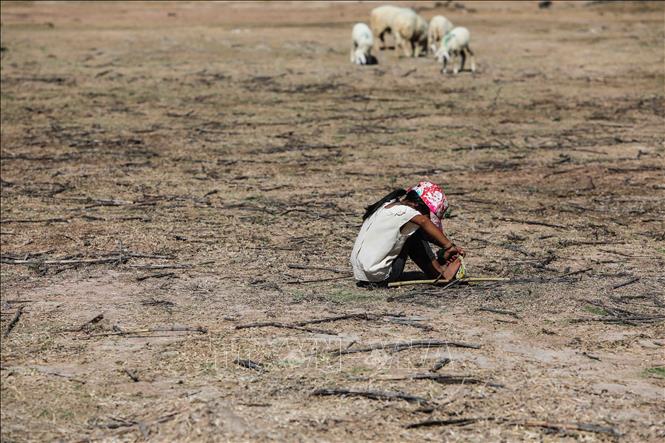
top-left (387, 229), bottom-right (443, 282)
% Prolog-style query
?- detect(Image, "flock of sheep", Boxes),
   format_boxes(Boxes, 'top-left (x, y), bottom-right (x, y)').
top-left (351, 5), bottom-right (475, 74)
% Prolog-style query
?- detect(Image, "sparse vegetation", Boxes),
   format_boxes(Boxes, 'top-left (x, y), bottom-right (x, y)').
top-left (1, 1), bottom-right (663, 441)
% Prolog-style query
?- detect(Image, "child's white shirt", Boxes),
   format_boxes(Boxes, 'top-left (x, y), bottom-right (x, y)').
top-left (350, 202), bottom-right (421, 282)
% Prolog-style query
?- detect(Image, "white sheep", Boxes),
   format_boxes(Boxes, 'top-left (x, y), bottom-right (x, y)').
top-left (435, 26), bottom-right (476, 74)
top-left (427, 15), bottom-right (454, 55)
top-left (369, 5), bottom-right (402, 51)
top-left (350, 23), bottom-right (376, 65)
top-left (392, 8), bottom-right (429, 57)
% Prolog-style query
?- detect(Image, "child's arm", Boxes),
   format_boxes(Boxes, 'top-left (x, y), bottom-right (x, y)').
top-left (410, 214), bottom-right (465, 260)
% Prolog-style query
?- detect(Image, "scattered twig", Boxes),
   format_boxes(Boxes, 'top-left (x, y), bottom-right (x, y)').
top-left (235, 321), bottom-right (337, 335)
top-left (612, 277), bottom-right (639, 290)
top-left (87, 325), bottom-right (208, 337)
top-left (496, 217), bottom-right (567, 229)
top-left (3, 306), bottom-right (24, 337)
top-left (512, 419), bottom-right (621, 437)
top-left (284, 275), bottom-right (351, 284)
top-left (1, 256), bottom-right (127, 266)
top-left (287, 264), bottom-right (349, 274)
top-left (430, 357), bottom-right (451, 372)
top-left (401, 68), bottom-right (417, 78)
top-left (123, 368), bottom-right (140, 382)
top-left (234, 358), bottom-right (266, 372)
top-left (0, 217), bottom-right (69, 224)
top-left (66, 313), bottom-right (104, 332)
top-left (312, 388), bottom-right (427, 404)
top-left (406, 417), bottom-right (480, 429)
top-left (297, 312), bottom-right (379, 325)
top-left (476, 307), bottom-right (520, 319)
top-left (581, 352), bottom-right (601, 361)
top-left (326, 339), bottom-right (480, 356)
top-left (388, 277), bottom-right (508, 288)
top-left (136, 272), bottom-right (176, 282)
top-left (385, 373), bottom-right (485, 385)
top-left (405, 417), bottom-right (621, 436)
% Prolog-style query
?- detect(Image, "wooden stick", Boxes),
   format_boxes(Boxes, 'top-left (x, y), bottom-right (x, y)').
top-left (3, 306), bottom-right (24, 337)
top-left (430, 357), bottom-right (451, 372)
top-left (510, 420), bottom-right (621, 437)
top-left (234, 358), bottom-right (266, 372)
top-left (326, 339), bottom-right (480, 356)
top-left (87, 325), bottom-right (207, 337)
top-left (384, 373), bottom-right (483, 385)
top-left (312, 388), bottom-right (427, 404)
top-left (477, 307), bottom-right (520, 319)
top-left (123, 368), bottom-right (140, 382)
top-left (287, 264), bottom-right (349, 274)
top-left (406, 417), bottom-right (480, 429)
top-left (296, 312), bottom-right (405, 326)
top-left (235, 321), bottom-right (337, 335)
top-left (612, 277), bottom-right (639, 289)
top-left (388, 277), bottom-right (508, 288)
top-left (136, 272), bottom-right (176, 282)
top-left (284, 275), bottom-right (351, 284)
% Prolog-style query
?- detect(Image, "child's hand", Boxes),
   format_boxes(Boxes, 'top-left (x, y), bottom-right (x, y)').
top-left (443, 245), bottom-right (465, 261)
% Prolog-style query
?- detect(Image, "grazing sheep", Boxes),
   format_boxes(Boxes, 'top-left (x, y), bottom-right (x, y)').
top-left (414, 13), bottom-right (429, 57)
top-left (369, 5), bottom-right (402, 51)
top-left (350, 23), bottom-right (377, 65)
top-left (427, 15), bottom-right (454, 55)
top-left (392, 8), bottom-right (429, 57)
top-left (435, 26), bottom-right (476, 74)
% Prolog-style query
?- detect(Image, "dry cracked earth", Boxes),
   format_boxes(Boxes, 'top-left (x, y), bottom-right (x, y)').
top-left (1, 1), bottom-right (664, 442)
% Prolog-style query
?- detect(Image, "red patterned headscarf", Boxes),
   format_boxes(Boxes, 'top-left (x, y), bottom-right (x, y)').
top-left (409, 181), bottom-right (449, 230)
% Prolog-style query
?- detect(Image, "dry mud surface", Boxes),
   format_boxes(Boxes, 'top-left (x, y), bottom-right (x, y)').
top-left (1, 1), bottom-right (664, 442)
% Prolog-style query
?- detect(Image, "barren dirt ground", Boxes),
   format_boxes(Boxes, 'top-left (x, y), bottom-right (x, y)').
top-left (1, 1), bottom-right (664, 441)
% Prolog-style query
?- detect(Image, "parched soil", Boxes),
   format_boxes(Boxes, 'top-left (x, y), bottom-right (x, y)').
top-left (1, 1), bottom-right (664, 441)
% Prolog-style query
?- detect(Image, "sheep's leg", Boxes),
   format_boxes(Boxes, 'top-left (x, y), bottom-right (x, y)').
top-left (441, 57), bottom-right (448, 74)
top-left (378, 30), bottom-right (387, 50)
top-left (412, 40), bottom-right (420, 58)
top-left (466, 45), bottom-right (476, 72)
top-left (350, 42), bottom-right (356, 63)
top-left (395, 34), bottom-right (408, 57)
top-left (457, 51), bottom-right (466, 74)
top-left (403, 37), bottom-right (413, 57)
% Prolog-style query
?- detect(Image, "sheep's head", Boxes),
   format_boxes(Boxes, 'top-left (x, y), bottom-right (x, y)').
top-left (353, 49), bottom-right (367, 65)
top-left (354, 46), bottom-right (375, 65)
top-left (435, 47), bottom-right (449, 63)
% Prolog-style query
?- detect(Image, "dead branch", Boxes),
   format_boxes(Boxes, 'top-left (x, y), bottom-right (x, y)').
top-left (234, 358), bottom-right (266, 372)
top-left (312, 388), bottom-right (427, 404)
top-left (87, 325), bottom-right (208, 337)
top-left (511, 420), bottom-right (620, 437)
top-left (3, 306), bottom-right (24, 337)
top-left (0, 217), bottom-right (69, 224)
top-left (430, 357), bottom-right (451, 372)
top-left (327, 339), bottom-right (480, 356)
top-left (284, 275), bottom-right (351, 284)
top-left (406, 417), bottom-right (481, 429)
top-left (496, 217), bottom-right (567, 229)
top-left (612, 277), bottom-right (640, 289)
top-left (405, 417), bottom-right (620, 436)
top-left (386, 373), bottom-right (484, 385)
top-left (476, 307), bottom-right (520, 319)
top-left (235, 321), bottom-right (337, 335)
top-left (388, 277), bottom-right (507, 288)
top-left (296, 312), bottom-right (382, 325)
top-left (66, 313), bottom-right (104, 332)
top-left (287, 263), bottom-right (349, 274)
top-left (1, 256), bottom-right (127, 266)
top-left (123, 368), bottom-right (139, 382)
top-left (136, 272), bottom-right (176, 282)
